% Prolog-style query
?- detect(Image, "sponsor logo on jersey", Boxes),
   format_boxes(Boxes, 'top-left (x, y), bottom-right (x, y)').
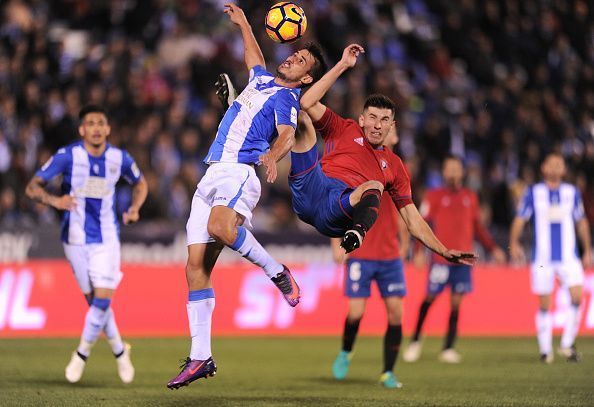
top-left (354, 137), bottom-right (364, 146)
top-left (380, 159), bottom-right (388, 169)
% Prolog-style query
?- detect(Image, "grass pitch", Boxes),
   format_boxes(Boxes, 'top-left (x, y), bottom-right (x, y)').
top-left (0, 337), bottom-right (592, 406)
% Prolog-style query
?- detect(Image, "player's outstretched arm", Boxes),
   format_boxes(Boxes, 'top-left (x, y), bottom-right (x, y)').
top-left (224, 3), bottom-right (265, 71)
top-left (259, 125), bottom-right (295, 183)
top-left (25, 176), bottom-right (76, 211)
top-left (123, 175), bottom-right (148, 225)
top-left (300, 44), bottom-right (364, 122)
top-left (508, 216), bottom-right (527, 264)
top-left (398, 203), bottom-right (478, 265)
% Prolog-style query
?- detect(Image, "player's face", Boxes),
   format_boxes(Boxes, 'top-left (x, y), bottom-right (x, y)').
top-left (541, 155), bottom-right (566, 182)
top-left (276, 49), bottom-right (315, 85)
top-left (79, 112), bottom-right (110, 148)
top-left (358, 107), bottom-right (395, 147)
top-left (442, 158), bottom-right (464, 188)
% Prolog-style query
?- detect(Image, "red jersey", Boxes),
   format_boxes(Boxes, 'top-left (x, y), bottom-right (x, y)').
top-left (350, 192), bottom-right (401, 260)
top-left (314, 107), bottom-right (413, 210)
top-left (422, 187), bottom-right (496, 264)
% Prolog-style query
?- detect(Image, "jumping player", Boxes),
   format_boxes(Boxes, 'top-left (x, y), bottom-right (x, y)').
top-left (403, 155), bottom-right (506, 364)
top-left (293, 44), bottom-right (476, 265)
top-left (509, 153), bottom-right (591, 363)
top-left (25, 105), bottom-right (148, 384)
top-left (166, 3), bottom-right (327, 389)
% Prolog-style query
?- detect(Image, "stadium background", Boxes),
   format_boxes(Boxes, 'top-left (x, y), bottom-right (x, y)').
top-left (1, 0), bottom-right (594, 337)
top-left (1, 1), bottom-right (594, 406)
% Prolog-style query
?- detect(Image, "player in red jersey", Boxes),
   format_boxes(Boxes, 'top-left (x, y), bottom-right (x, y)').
top-left (290, 44), bottom-right (476, 267)
top-left (403, 155), bottom-right (506, 363)
top-left (330, 126), bottom-right (410, 389)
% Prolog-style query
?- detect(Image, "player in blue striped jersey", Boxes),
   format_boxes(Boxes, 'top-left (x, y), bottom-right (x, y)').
top-left (510, 153), bottom-right (592, 362)
top-left (167, 4), bottom-right (327, 389)
top-left (26, 105), bottom-right (148, 383)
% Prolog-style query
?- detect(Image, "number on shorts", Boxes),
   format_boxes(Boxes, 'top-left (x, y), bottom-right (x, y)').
top-left (429, 264), bottom-right (449, 284)
top-left (349, 262), bottom-right (362, 282)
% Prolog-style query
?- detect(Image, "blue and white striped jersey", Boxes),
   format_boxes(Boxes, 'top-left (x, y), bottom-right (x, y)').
top-left (36, 141), bottom-right (142, 245)
top-left (517, 182), bottom-right (585, 264)
top-left (205, 65), bottom-right (300, 165)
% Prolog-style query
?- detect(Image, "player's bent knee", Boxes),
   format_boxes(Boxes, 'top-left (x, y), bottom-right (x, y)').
top-left (207, 219), bottom-right (234, 245)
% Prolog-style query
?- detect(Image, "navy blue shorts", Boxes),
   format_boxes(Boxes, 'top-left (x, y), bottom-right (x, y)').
top-left (427, 263), bottom-right (472, 295)
top-left (289, 145), bottom-right (353, 237)
top-left (345, 258), bottom-right (406, 298)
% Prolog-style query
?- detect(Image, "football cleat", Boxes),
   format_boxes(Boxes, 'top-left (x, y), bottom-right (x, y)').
top-left (65, 351), bottom-right (87, 383)
top-left (167, 357), bottom-right (217, 389)
top-left (116, 342), bottom-right (135, 384)
top-left (439, 348), bottom-right (462, 364)
top-left (559, 345), bottom-right (580, 362)
top-left (540, 353), bottom-right (554, 364)
top-left (271, 266), bottom-right (301, 307)
top-left (380, 371), bottom-right (403, 389)
top-left (341, 228), bottom-right (364, 253)
top-left (332, 350), bottom-right (352, 380)
top-left (215, 73), bottom-right (238, 111)
top-left (403, 341), bottom-right (422, 363)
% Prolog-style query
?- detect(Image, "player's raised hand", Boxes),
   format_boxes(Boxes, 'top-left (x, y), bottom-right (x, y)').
top-left (51, 194), bottom-right (77, 211)
top-left (123, 207), bottom-right (140, 225)
top-left (442, 249), bottom-right (478, 266)
top-left (259, 152), bottom-right (278, 183)
top-left (224, 3), bottom-right (248, 27)
top-left (340, 44), bottom-right (365, 68)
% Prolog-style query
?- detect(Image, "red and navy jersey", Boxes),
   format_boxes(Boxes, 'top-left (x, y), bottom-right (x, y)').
top-left (314, 107), bottom-right (413, 210)
top-left (422, 187), bottom-right (496, 264)
top-left (350, 192), bottom-right (401, 260)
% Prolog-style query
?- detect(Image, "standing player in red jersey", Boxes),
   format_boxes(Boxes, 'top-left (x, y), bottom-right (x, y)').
top-left (329, 126), bottom-right (410, 389)
top-left (403, 155), bottom-right (506, 363)
top-left (290, 44), bottom-right (476, 267)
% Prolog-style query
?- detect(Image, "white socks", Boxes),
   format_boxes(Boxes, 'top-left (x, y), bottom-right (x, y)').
top-left (561, 304), bottom-right (581, 349)
top-left (229, 226), bottom-right (283, 278)
top-left (188, 288), bottom-right (215, 361)
top-left (104, 308), bottom-right (125, 356)
top-left (535, 310), bottom-right (552, 355)
top-left (79, 298), bottom-right (111, 357)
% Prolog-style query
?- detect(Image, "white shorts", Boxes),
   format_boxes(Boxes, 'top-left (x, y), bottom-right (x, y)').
top-left (530, 260), bottom-right (584, 295)
top-left (186, 162), bottom-right (261, 245)
top-left (63, 241), bottom-right (123, 293)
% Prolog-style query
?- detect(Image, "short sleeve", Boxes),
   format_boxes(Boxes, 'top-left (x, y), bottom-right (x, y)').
top-left (573, 188), bottom-right (586, 221)
top-left (389, 156), bottom-right (414, 210)
top-left (248, 65), bottom-right (273, 82)
top-left (121, 150), bottom-right (142, 185)
top-left (312, 106), bottom-right (349, 141)
top-left (35, 148), bottom-right (70, 182)
top-left (517, 186), bottom-right (534, 220)
top-left (274, 89), bottom-right (300, 129)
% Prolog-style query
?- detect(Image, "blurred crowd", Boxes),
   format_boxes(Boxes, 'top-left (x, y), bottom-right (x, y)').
top-left (0, 0), bottom-right (593, 245)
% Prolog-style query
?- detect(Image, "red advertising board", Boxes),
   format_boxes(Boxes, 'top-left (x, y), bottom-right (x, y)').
top-left (0, 260), bottom-right (593, 337)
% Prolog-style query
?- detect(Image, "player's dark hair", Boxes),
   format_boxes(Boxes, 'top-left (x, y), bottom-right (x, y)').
top-left (363, 94), bottom-right (396, 118)
top-left (303, 42), bottom-right (327, 84)
top-left (79, 105), bottom-right (108, 121)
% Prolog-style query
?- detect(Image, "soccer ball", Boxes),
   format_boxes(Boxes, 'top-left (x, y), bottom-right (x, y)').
top-left (265, 2), bottom-right (307, 44)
